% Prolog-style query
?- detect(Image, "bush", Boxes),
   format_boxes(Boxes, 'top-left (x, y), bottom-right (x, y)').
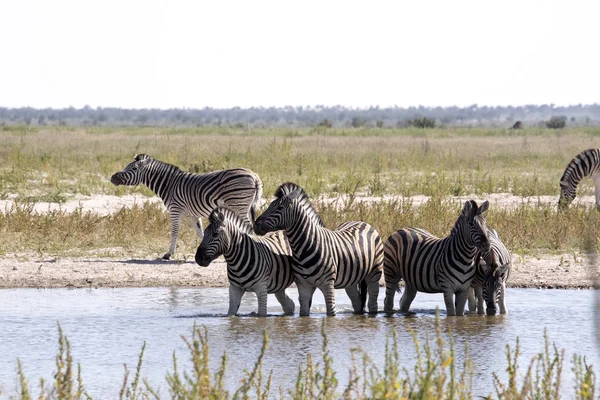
top-left (546, 116), bottom-right (567, 129)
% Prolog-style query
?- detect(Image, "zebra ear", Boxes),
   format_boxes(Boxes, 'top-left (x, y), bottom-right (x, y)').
top-left (495, 262), bottom-right (510, 278)
top-left (210, 208), bottom-right (225, 224)
top-left (461, 200), bottom-right (474, 217)
top-left (477, 200), bottom-right (489, 215)
top-left (287, 187), bottom-right (303, 201)
top-left (134, 154), bottom-right (150, 161)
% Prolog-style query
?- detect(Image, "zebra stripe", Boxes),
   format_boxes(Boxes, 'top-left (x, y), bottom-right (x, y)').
top-left (195, 206), bottom-right (295, 316)
top-left (559, 148), bottom-right (600, 210)
top-left (110, 154), bottom-right (263, 260)
top-left (253, 182), bottom-right (384, 316)
top-left (383, 200), bottom-right (491, 316)
top-left (468, 228), bottom-right (511, 315)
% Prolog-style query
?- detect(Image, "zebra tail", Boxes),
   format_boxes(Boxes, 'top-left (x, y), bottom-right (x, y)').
top-left (359, 279), bottom-right (368, 310)
top-left (250, 175), bottom-right (264, 225)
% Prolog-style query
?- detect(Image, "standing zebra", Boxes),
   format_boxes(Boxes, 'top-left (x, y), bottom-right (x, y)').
top-left (253, 182), bottom-right (384, 316)
top-left (467, 228), bottom-right (511, 316)
top-left (558, 148), bottom-right (600, 210)
top-left (383, 200), bottom-right (490, 316)
top-left (111, 154), bottom-right (263, 260)
top-left (195, 206), bottom-right (295, 317)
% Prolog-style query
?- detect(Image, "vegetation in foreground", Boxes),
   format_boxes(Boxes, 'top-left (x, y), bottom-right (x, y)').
top-left (8, 313), bottom-right (597, 399)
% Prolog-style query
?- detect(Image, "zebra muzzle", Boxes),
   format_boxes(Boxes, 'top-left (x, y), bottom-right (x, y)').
top-left (110, 173), bottom-right (123, 186)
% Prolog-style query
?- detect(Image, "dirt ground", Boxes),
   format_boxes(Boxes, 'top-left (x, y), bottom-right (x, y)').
top-left (0, 251), bottom-right (597, 290)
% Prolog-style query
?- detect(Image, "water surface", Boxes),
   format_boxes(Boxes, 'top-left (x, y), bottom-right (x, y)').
top-left (0, 287), bottom-right (597, 398)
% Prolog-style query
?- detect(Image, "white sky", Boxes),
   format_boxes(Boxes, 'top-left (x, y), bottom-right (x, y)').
top-left (1, 0), bottom-right (599, 109)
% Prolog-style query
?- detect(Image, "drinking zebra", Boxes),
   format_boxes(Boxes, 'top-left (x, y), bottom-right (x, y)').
top-left (383, 200), bottom-right (490, 316)
top-left (195, 206), bottom-right (295, 317)
top-left (111, 154), bottom-right (263, 260)
top-left (468, 228), bottom-right (511, 315)
top-left (558, 148), bottom-right (600, 210)
top-left (253, 182), bottom-right (384, 316)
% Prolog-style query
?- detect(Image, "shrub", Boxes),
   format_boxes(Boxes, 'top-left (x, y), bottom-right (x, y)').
top-left (407, 117), bottom-right (436, 128)
top-left (546, 116), bottom-right (567, 129)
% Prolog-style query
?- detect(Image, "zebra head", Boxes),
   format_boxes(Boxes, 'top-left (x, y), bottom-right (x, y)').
top-left (482, 262), bottom-right (510, 315)
top-left (110, 154), bottom-right (153, 186)
top-left (195, 208), bottom-right (229, 267)
top-left (558, 180), bottom-right (575, 211)
top-left (461, 200), bottom-right (491, 254)
top-left (253, 182), bottom-right (304, 235)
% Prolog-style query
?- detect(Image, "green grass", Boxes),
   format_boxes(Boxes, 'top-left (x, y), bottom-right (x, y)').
top-left (1, 125), bottom-right (599, 200)
top-left (8, 312), bottom-right (597, 399)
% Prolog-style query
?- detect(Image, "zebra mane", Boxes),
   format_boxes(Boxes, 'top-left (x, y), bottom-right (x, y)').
top-left (210, 206), bottom-right (254, 234)
top-left (560, 148), bottom-right (600, 184)
top-left (274, 182), bottom-right (324, 226)
top-left (141, 156), bottom-right (183, 174)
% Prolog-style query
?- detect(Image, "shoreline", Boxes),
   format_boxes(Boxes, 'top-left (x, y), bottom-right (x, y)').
top-left (0, 252), bottom-right (597, 290)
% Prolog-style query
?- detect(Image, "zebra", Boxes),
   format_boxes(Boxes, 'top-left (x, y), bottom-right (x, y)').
top-left (253, 182), bottom-right (384, 316)
top-left (383, 200), bottom-right (490, 316)
top-left (467, 228), bottom-right (511, 316)
top-left (558, 148), bottom-right (600, 210)
top-left (110, 154), bottom-right (263, 260)
top-left (195, 206), bottom-right (296, 317)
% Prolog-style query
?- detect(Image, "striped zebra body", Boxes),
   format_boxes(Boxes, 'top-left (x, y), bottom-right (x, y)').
top-left (254, 182), bottom-right (384, 316)
top-left (111, 154), bottom-right (263, 259)
top-left (559, 148), bottom-right (600, 210)
top-left (383, 200), bottom-right (490, 316)
top-left (468, 228), bottom-right (511, 315)
top-left (195, 207), bottom-right (295, 316)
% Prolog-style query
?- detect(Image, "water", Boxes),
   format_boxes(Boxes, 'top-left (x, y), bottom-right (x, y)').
top-left (0, 287), bottom-right (598, 398)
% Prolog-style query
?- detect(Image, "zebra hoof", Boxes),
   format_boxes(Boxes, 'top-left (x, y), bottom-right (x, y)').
top-left (161, 253), bottom-right (172, 260)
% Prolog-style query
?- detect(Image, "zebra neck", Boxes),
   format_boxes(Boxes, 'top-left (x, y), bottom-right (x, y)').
top-left (285, 211), bottom-right (319, 256)
top-left (445, 228), bottom-right (477, 266)
top-left (145, 164), bottom-right (182, 199)
top-left (222, 230), bottom-right (252, 270)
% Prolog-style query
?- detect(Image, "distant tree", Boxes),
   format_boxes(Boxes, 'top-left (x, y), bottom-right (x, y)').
top-left (376, 120), bottom-right (384, 128)
top-left (546, 116), bottom-right (567, 129)
top-left (351, 116), bottom-right (367, 128)
top-left (407, 117), bottom-right (436, 128)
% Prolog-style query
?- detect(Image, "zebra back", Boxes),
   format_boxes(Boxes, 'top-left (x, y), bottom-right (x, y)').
top-left (196, 206), bottom-right (295, 294)
top-left (559, 148), bottom-right (600, 208)
top-left (111, 154), bottom-right (263, 224)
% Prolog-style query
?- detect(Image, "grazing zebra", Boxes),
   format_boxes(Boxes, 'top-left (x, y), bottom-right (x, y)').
top-left (111, 154), bottom-right (263, 260)
top-left (558, 148), bottom-right (600, 210)
top-left (195, 206), bottom-right (295, 317)
top-left (253, 182), bottom-right (384, 316)
top-left (383, 200), bottom-right (490, 316)
top-left (467, 228), bottom-right (511, 315)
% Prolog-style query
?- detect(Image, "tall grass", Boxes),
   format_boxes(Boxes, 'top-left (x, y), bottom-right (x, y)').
top-left (9, 313), bottom-right (597, 399)
top-left (0, 196), bottom-right (598, 257)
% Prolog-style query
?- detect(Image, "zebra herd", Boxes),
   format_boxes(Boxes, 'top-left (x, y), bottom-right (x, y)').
top-left (111, 149), bottom-right (599, 317)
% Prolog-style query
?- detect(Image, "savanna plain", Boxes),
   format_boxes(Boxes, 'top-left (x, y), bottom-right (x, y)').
top-left (0, 125), bottom-right (598, 399)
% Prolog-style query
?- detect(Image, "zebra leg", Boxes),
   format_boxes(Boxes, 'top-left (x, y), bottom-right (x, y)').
top-left (467, 287), bottom-right (476, 314)
top-left (367, 280), bottom-right (380, 314)
top-left (227, 285), bottom-right (245, 316)
top-left (191, 216), bottom-right (204, 239)
top-left (319, 280), bottom-right (337, 316)
top-left (164, 209), bottom-right (184, 260)
top-left (499, 282), bottom-right (508, 314)
top-left (274, 290), bottom-right (295, 315)
top-left (296, 278), bottom-right (316, 316)
top-left (475, 286), bottom-right (485, 315)
top-left (399, 285), bottom-right (418, 313)
top-left (443, 291), bottom-right (457, 316)
top-left (345, 285), bottom-right (364, 314)
top-left (384, 277), bottom-right (400, 313)
top-left (454, 288), bottom-right (469, 316)
top-left (594, 175), bottom-right (600, 210)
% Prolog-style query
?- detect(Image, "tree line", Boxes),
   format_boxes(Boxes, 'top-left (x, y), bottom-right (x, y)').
top-left (0, 104), bottom-right (598, 128)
